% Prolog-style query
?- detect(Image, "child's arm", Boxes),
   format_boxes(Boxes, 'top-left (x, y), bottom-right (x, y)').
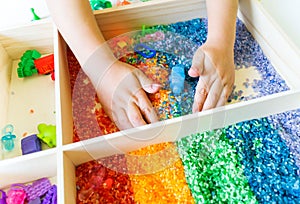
top-left (45, 0), bottom-right (160, 130)
top-left (46, 0), bottom-right (106, 65)
top-left (189, 0), bottom-right (238, 112)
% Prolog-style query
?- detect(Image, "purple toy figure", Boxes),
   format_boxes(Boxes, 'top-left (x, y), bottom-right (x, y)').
top-left (28, 197), bottom-right (41, 204)
top-left (21, 134), bottom-right (42, 155)
top-left (42, 185), bottom-right (57, 204)
top-left (0, 190), bottom-right (7, 204)
top-left (24, 178), bottom-right (51, 201)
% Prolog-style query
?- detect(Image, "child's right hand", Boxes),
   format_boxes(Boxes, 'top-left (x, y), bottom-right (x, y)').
top-left (84, 53), bottom-right (160, 130)
top-left (188, 42), bottom-right (235, 112)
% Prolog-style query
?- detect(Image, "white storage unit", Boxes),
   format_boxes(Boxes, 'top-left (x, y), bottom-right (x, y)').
top-left (0, 18), bottom-right (57, 189)
top-left (0, 0), bottom-right (299, 203)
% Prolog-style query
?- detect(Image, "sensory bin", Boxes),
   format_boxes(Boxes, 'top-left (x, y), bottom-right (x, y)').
top-left (67, 18), bottom-right (300, 203)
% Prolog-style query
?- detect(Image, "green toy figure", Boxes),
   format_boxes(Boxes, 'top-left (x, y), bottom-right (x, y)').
top-left (37, 123), bottom-right (56, 148)
top-left (31, 8), bottom-right (41, 21)
top-left (89, 0), bottom-right (112, 10)
top-left (17, 50), bottom-right (41, 78)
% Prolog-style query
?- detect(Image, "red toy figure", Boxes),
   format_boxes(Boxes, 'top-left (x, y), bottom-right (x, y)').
top-left (117, 0), bottom-right (131, 6)
top-left (34, 54), bottom-right (54, 75)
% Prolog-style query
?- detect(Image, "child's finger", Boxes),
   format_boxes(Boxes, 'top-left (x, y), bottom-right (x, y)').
top-left (189, 48), bottom-right (205, 77)
top-left (192, 78), bottom-right (208, 112)
top-left (133, 88), bottom-right (159, 124)
top-left (134, 69), bottom-right (161, 94)
top-left (202, 80), bottom-right (223, 110)
top-left (127, 103), bottom-right (148, 128)
top-left (216, 89), bottom-right (228, 107)
top-left (112, 108), bottom-right (133, 130)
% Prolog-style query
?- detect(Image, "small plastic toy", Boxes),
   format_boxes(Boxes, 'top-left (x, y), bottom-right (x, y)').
top-left (37, 124), bottom-right (56, 148)
top-left (33, 54), bottom-right (55, 81)
top-left (28, 197), bottom-right (41, 204)
top-left (1, 179), bottom-right (56, 204)
top-left (21, 134), bottom-right (42, 155)
top-left (134, 43), bottom-right (156, 58)
top-left (6, 184), bottom-right (26, 204)
top-left (0, 190), bottom-right (6, 204)
top-left (17, 50), bottom-right (55, 80)
top-left (42, 185), bottom-right (57, 204)
top-left (117, 0), bottom-right (131, 6)
top-left (1, 124), bottom-right (17, 152)
top-left (89, 0), bottom-right (112, 10)
top-left (17, 50), bottom-right (41, 78)
top-left (34, 54), bottom-right (54, 75)
top-left (141, 25), bottom-right (152, 36)
top-left (30, 8), bottom-right (41, 21)
top-left (170, 65), bottom-right (185, 95)
top-left (24, 178), bottom-right (51, 201)
top-left (50, 71), bottom-right (55, 81)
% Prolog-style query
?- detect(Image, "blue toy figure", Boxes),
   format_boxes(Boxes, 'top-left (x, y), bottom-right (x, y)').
top-left (134, 43), bottom-right (156, 58)
top-left (170, 65), bottom-right (185, 95)
top-left (1, 124), bottom-right (16, 152)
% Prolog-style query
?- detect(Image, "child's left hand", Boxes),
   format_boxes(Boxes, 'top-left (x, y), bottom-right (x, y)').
top-left (188, 42), bottom-right (235, 112)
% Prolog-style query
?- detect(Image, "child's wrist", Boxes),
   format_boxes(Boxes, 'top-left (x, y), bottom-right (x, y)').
top-left (82, 43), bottom-right (117, 84)
top-left (206, 30), bottom-right (235, 50)
top-left (202, 40), bottom-right (234, 58)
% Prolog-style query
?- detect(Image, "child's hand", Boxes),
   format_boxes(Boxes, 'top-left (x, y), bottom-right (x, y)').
top-left (188, 42), bottom-right (235, 112)
top-left (91, 60), bottom-right (160, 130)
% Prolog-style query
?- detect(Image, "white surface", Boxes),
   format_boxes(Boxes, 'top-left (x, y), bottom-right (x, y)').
top-left (0, 0), bottom-right (50, 29)
top-left (261, 0), bottom-right (300, 50)
top-left (0, 148), bottom-right (57, 188)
